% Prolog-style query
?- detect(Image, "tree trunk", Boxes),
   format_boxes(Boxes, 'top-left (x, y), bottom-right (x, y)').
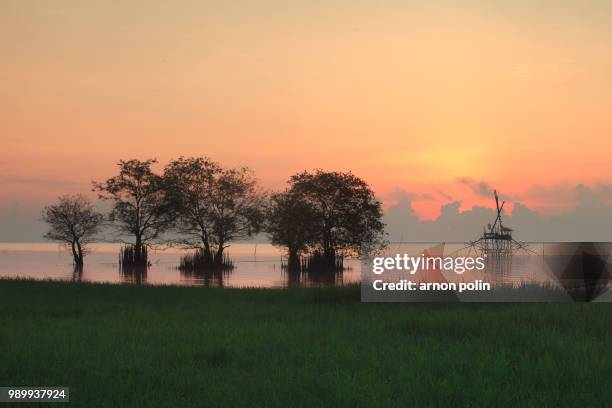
top-left (287, 247), bottom-right (300, 272)
top-left (323, 227), bottom-right (333, 257)
top-left (202, 233), bottom-right (212, 264)
top-left (322, 228), bottom-right (335, 268)
top-left (215, 244), bottom-right (224, 266)
top-left (135, 234), bottom-right (142, 254)
top-left (134, 234), bottom-right (145, 265)
top-left (71, 241), bottom-right (83, 266)
top-left (76, 240), bottom-right (84, 266)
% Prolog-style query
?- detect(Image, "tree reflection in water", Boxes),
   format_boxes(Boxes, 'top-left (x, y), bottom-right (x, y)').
top-left (179, 268), bottom-right (229, 287)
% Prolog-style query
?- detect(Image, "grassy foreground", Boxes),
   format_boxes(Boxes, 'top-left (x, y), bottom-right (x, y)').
top-left (0, 280), bottom-right (611, 407)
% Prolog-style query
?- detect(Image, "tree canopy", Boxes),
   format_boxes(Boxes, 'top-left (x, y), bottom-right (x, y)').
top-left (42, 159), bottom-right (388, 273)
top-left (93, 159), bottom-right (172, 252)
top-left (42, 194), bottom-right (104, 266)
top-left (268, 170), bottom-right (387, 264)
top-left (266, 189), bottom-right (318, 262)
top-left (164, 157), bottom-right (266, 265)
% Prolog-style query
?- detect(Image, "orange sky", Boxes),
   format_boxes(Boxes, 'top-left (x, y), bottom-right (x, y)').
top-left (2, 1), bottom-right (612, 220)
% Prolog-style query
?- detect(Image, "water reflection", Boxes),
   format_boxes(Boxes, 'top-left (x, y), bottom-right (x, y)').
top-left (119, 265), bottom-right (148, 284)
top-left (0, 243), bottom-right (357, 287)
top-left (72, 264), bottom-right (83, 282)
top-left (3, 243), bottom-right (610, 294)
top-left (179, 268), bottom-right (229, 287)
top-left (282, 268), bottom-right (348, 288)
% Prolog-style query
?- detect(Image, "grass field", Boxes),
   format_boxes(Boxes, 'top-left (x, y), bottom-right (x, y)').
top-left (1, 279), bottom-right (611, 407)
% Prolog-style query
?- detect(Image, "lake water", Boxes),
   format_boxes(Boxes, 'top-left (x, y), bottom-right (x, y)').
top-left (1, 242), bottom-right (609, 290)
top-left (0, 243), bottom-right (361, 288)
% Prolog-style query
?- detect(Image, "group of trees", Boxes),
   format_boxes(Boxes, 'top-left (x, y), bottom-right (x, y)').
top-left (267, 171), bottom-right (386, 270)
top-left (42, 157), bottom-right (386, 272)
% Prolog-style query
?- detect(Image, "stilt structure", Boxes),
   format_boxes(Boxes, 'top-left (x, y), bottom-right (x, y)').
top-left (469, 190), bottom-right (530, 257)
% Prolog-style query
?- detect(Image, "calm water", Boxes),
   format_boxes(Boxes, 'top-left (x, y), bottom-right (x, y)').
top-left (0, 243), bottom-right (361, 288)
top-left (0, 242), bottom-right (604, 288)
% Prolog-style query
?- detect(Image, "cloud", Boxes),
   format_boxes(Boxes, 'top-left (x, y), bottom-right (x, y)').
top-left (455, 177), bottom-right (494, 198)
top-left (4, 183), bottom-right (612, 243)
top-left (574, 183), bottom-right (612, 206)
top-left (434, 189), bottom-right (453, 201)
top-left (382, 188), bottom-right (436, 206)
top-left (384, 188), bottom-right (419, 202)
top-left (455, 177), bottom-right (518, 201)
top-left (384, 184), bottom-right (612, 242)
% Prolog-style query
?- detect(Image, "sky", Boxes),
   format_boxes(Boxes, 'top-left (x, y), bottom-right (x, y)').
top-left (2, 1), bottom-right (612, 241)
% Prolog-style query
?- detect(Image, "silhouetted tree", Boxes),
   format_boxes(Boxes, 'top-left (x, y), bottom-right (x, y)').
top-left (42, 194), bottom-right (104, 266)
top-left (164, 157), bottom-right (220, 264)
top-left (93, 159), bottom-right (172, 263)
top-left (282, 170), bottom-right (386, 266)
top-left (265, 190), bottom-right (318, 269)
top-left (164, 157), bottom-right (265, 266)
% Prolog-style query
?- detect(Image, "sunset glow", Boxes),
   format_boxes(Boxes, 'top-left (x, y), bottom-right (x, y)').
top-left (3, 1), bottom-right (612, 226)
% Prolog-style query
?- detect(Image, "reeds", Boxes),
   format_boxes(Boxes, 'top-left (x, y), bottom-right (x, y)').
top-left (302, 251), bottom-right (344, 272)
top-left (178, 248), bottom-right (235, 272)
top-left (119, 245), bottom-right (149, 268)
top-left (281, 251), bottom-right (345, 274)
top-left (118, 245), bottom-right (149, 284)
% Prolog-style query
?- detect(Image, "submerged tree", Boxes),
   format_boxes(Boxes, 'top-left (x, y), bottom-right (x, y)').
top-left (93, 159), bottom-right (172, 266)
top-left (270, 170), bottom-right (386, 269)
top-left (164, 157), bottom-right (220, 264)
top-left (265, 190), bottom-right (318, 270)
top-left (42, 194), bottom-right (104, 266)
top-left (164, 157), bottom-right (266, 267)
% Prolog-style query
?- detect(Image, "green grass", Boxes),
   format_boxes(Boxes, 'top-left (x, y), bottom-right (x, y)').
top-left (0, 280), bottom-right (611, 407)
